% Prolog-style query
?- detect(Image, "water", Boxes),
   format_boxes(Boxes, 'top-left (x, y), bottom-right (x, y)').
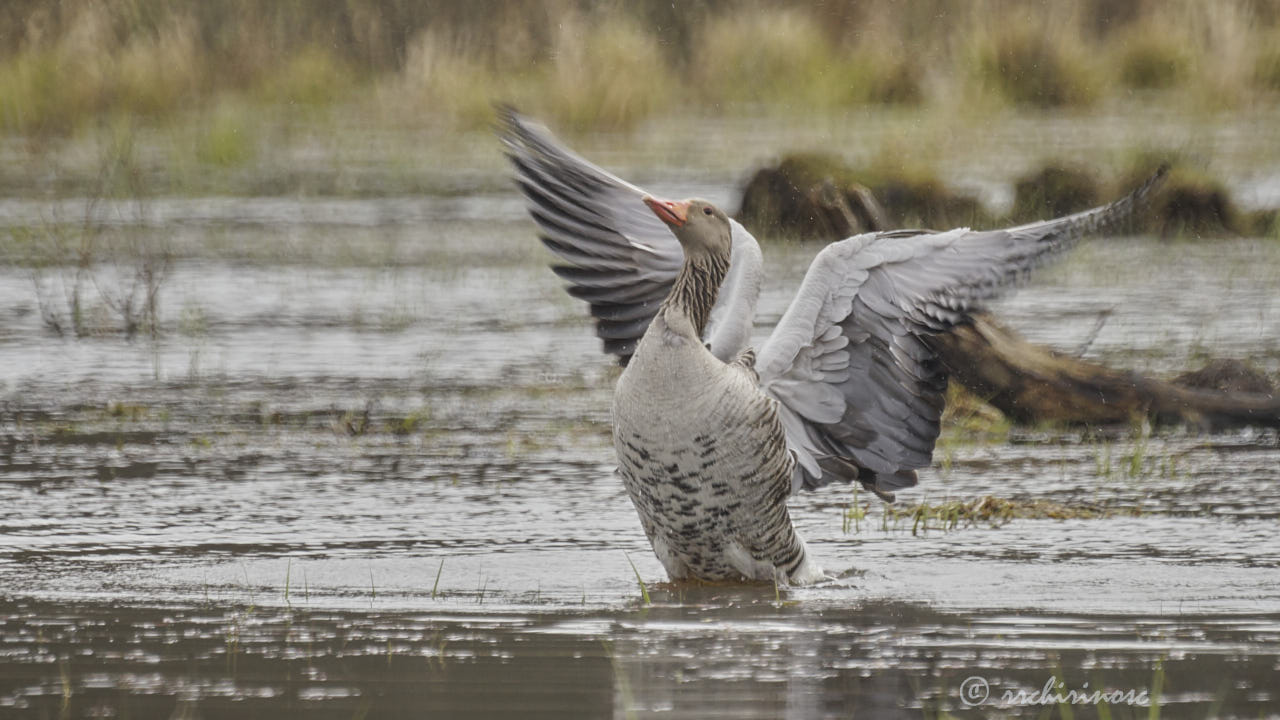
top-left (2, 148), bottom-right (1280, 717)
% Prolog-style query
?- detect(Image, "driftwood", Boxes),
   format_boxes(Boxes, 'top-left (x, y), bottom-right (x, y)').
top-left (932, 316), bottom-right (1280, 431)
top-left (738, 160), bottom-right (1280, 430)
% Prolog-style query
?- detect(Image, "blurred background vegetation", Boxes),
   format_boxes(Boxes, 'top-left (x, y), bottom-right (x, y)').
top-left (0, 0), bottom-right (1278, 200)
top-left (5, 0), bottom-right (1280, 134)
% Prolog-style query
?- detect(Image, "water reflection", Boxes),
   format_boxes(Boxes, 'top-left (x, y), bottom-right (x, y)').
top-left (2, 599), bottom-right (1277, 718)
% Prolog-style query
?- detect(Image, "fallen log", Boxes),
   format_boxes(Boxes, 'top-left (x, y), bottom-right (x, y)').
top-left (932, 315), bottom-right (1280, 431)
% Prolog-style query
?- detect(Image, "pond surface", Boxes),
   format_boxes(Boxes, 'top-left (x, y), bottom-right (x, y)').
top-left (2, 144), bottom-right (1280, 718)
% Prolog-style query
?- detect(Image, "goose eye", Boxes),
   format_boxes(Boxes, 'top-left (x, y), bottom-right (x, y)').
top-left (703, 207), bottom-right (713, 216)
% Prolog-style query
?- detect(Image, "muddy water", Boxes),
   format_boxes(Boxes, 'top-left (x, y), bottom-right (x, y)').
top-left (1, 187), bottom-right (1279, 719)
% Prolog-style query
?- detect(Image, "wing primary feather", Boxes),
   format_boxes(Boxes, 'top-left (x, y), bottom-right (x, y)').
top-left (761, 167), bottom-right (1168, 496)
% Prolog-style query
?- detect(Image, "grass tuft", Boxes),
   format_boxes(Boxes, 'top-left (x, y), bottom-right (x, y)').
top-left (388, 29), bottom-right (501, 131)
top-left (1254, 35), bottom-right (1280, 90)
top-left (195, 102), bottom-right (256, 168)
top-left (969, 18), bottom-right (1102, 108)
top-left (1121, 157), bottom-right (1240, 238)
top-left (693, 9), bottom-right (837, 109)
top-left (1113, 22), bottom-right (1193, 91)
top-left (543, 13), bottom-right (671, 131)
top-left (624, 552), bottom-right (651, 606)
top-left (873, 495), bottom-right (1139, 535)
top-left (1010, 164), bottom-right (1103, 223)
top-left (258, 45), bottom-right (355, 107)
top-left (431, 558), bottom-right (444, 600)
top-left (113, 13), bottom-right (202, 118)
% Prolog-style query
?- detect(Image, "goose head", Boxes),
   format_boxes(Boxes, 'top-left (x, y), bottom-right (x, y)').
top-left (643, 196), bottom-right (732, 259)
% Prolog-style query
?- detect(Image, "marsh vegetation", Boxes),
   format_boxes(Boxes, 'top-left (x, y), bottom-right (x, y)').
top-left (4, 0), bottom-right (1280, 135)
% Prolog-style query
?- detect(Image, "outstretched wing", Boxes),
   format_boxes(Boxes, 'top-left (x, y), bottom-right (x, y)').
top-left (757, 167), bottom-right (1168, 499)
top-left (497, 107), bottom-right (763, 363)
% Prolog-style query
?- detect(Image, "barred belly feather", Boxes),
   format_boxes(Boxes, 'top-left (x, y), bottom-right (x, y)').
top-left (613, 311), bottom-right (825, 584)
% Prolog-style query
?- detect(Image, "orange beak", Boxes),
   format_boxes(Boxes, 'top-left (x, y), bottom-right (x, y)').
top-left (643, 196), bottom-right (690, 228)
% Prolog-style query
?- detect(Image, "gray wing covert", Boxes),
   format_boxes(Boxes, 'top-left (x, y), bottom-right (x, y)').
top-left (758, 167), bottom-right (1168, 499)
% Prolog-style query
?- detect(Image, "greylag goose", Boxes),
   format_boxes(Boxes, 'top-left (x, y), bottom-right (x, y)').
top-left (498, 108), bottom-right (1165, 585)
